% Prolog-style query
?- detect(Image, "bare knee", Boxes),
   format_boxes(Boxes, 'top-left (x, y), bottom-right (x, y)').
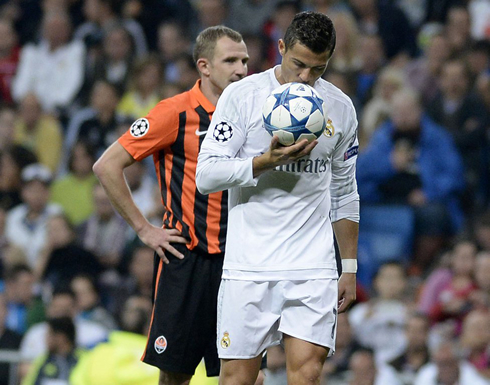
top-left (159, 370), bottom-right (192, 385)
top-left (219, 358), bottom-right (262, 385)
top-left (288, 360), bottom-right (324, 384)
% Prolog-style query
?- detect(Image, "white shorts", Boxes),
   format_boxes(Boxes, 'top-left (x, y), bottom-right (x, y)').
top-left (217, 279), bottom-right (338, 359)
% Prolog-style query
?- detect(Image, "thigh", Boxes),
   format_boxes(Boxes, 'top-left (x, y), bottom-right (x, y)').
top-left (217, 280), bottom-right (282, 359)
top-left (143, 247), bottom-right (223, 376)
top-left (279, 279), bottom-right (338, 355)
top-left (283, 335), bottom-right (329, 383)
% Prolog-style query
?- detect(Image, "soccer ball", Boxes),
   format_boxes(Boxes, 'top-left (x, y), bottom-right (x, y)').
top-left (262, 82), bottom-right (327, 146)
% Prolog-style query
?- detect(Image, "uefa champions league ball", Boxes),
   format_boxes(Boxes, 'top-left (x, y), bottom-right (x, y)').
top-left (262, 82), bottom-right (327, 146)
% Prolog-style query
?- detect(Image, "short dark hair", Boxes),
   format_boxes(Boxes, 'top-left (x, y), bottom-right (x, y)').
top-left (47, 316), bottom-right (76, 345)
top-left (193, 25), bottom-right (243, 63)
top-left (4, 263), bottom-right (32, 282)
top-left (283, 11), bottom-right (336, 56)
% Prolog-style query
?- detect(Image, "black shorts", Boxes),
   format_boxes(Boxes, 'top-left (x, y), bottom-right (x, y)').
top-left (142, 243), bottom-right (224, 376)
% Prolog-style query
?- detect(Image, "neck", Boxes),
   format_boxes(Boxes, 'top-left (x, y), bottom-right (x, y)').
top-left (200, 78), bottom-right (220, 106)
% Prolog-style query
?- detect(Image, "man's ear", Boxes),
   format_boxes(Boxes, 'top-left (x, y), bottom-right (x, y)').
top-left (278, 39), bottom-right (286, 57)
top-left (196, 58), bottom-right (210, 76)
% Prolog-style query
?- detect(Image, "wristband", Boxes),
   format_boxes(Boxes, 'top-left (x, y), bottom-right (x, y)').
top-left (341, 259), bottom-right (357, 273)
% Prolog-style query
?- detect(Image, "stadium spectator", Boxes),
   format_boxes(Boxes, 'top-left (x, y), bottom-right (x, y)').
top-left (386, 313), bottom-right (431, 384)
top-left (0, 106), bottom-right (16, 152)
top-left (465, 40), bottom-right (490, 83)
top-left (227, 0), bottom-right (280, 35)
top-left (107, 243), bottom-right (153, 317)
top-left (156, 21), bottom-right (191, 84)
top-left (356, 88), bottom-right (465, 273)
top-left (360, 66), bottom-right (406, 147)
top-left (70, 274), bottom-right (117, 330)
top-left (328, 11), bottom-right (362, 75)
top-left (69, 294), bottom-right (158, 385)
top-left (117, 54), bottom-right (162, 119)
top-left (79, 23), bottom-right (134, 104)
top-left (21, 316), bottom-right (81, 385)
top-left (74, 0), bottom-right (148, 58)
top-left (473, 211), bottom-right (490, 252)
top-left (3, 264), bottom-right (44, 335)
top-left (188, 0), bottom-right (230, 40)
top-left (426, 59), bottom-right (489, 215)
top-left (404, 32), bottom-right (451, 104)
top-left (263, 1), bottom-right (302, 66)
top-left (11, 11), bottom-right (85, 115)
top-left (346, 348), bottom-right (401, 385)
top-left (61, 80), bottom-right (124, 174)
top-left (417, 239), bottom-right (478, 315)
top-left (19, 288), bottom-right (108, 376)
top-left (78, 183), bottom-right (129, 271)
top-left (321, 313), bottom-right (363, 384)
top-left (0, 292), bottom-right (22, 385)
top-left (0, 145), bottom-right (37, 210)
top-left (36, 213), bottom-right (102, 288)
top-left (348, 0), bottom-right (418, 62)
top-left (460, 310), bottom-right (490, 379)
top-left (445, 5), bottom-right (473, 57)
top-left (349, 262), bottom-right (409, 364)
top-left (5, 164), bottom-right (63, 270)
top-left (14, 93), bottom-right (63, 173)
top-left (427, 240), bottom-right (478, 333)
top-left (172, 52), bottom-right (200, 90)
top-left (352, 34), bottom-right (386, 107)
top-left (0, 19), bottom-right (19, 105)
top-left (51, 141), bottom-right (98, 225)
top-left (414, 340), bottom-right (488, 385)
top-left (470, 251), bottom-right (490, 310)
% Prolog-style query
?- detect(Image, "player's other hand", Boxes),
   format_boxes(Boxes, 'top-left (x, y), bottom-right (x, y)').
top-left (270, 136), bottom-right (317, 165)
top-left (138, 224), bottom-right (188, 264)
top-left (338, 273), bottom-right (356, 313)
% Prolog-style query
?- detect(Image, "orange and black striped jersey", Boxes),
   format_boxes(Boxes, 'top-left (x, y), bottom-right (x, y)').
top-left (118, 81), bottom-right (226, 255)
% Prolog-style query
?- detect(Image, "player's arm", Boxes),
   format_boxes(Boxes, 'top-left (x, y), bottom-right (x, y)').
top-left (252, 136), bottom-right (318, 178)
top-left (331, 105), bottom-right (360, 313)
top-left (93, 141), bottom-right (187, 262)
top-left (333, 218), bottom-right (358, 313)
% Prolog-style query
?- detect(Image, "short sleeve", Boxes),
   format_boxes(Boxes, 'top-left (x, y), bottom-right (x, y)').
top-left (118, 98), bottom-right (179, 161)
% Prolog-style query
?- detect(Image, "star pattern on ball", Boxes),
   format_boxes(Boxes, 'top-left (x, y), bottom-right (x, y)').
top-left (213, 122), bottom-right (233, 143)
top-left (130, 118), bottom-right (150, 138)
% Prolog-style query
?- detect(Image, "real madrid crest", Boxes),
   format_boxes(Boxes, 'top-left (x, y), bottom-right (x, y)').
top-left (220, 332), bottom-right (231, 349)
top-left (323, 118), bottom-right (334, 138)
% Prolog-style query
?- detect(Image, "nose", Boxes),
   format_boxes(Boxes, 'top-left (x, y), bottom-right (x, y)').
top-left (235, 62), bottom-right (248, 78)
top-left (298, 68), bottom-right (313, 84)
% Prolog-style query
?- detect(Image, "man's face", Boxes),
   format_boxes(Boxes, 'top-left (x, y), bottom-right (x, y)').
top-left (207, 36), bottom-right (249, 94)
top-left (279, 40), bottom-right (330, 86)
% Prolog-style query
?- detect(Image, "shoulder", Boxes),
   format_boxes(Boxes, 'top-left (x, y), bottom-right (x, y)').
top-left (222, 70), bottom-right (276, 100)
top-left (150, 91), bottom-right (192, 116)
top-left (315, 79), bottom-right (356, 113)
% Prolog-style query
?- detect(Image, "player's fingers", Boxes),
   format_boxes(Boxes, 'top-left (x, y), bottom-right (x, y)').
top-left (164, 244), bottom-right (185, 259)
top-left (271, 135), bottom-right (281, 149)
top-left (338, 295), bottom-right (355, 314)
top-left (164, 228), bottom-right (183, 236)
top-left (166, 235), bottom-right (189, 244)
top-left (155, 248), bottom-right (169, 264)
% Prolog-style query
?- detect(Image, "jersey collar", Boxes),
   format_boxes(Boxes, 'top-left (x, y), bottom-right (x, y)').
top-left (191, 80), bottom-right (216, 114)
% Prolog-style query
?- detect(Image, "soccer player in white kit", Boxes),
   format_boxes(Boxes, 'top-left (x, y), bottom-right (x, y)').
top-left (196, 12), bottom-right (359, 384)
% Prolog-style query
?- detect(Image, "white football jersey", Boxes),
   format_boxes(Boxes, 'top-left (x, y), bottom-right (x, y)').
top-left (197, 67), bottom-right (359, 281)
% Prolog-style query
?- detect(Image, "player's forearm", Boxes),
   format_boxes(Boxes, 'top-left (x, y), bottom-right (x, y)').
top-left (332, 218), bottom-right (359, 262)
top-left (196, 154), bottom-right (256, 194)
top-left (93, 150), bottom-right (149, 233)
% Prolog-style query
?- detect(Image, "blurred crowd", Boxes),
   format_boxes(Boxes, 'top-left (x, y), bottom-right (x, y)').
top-left (0, 0), bottom-right (489, 384)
